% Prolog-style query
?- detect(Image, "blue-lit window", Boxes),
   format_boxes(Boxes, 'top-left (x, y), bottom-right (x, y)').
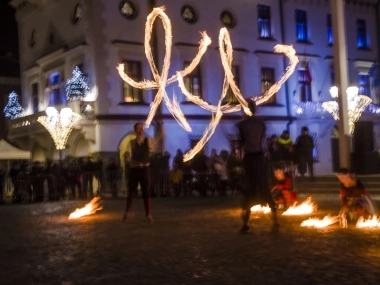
top-left (48, 72), bottom-right (65, 106)
top-left (122, 60), bottom-right (143, 102)
top-left (327, 14), bottom-right (333, 45)
top-left (298, 70), bottom-right (312, 102)
top-left (261, 68), bottom-right (276, 104)
top-left (296, 10), bottom-right (308, 42)
top-left (359, 74), bottom-right (370, 96)
top-left (225, 65), bottom-right (240, 104)
top-left (357, 19), bottom-right (368, 49)
top-left (184, 61), bottom-right (202, 99)
top-left (257, 5), bottom-right (271, 39)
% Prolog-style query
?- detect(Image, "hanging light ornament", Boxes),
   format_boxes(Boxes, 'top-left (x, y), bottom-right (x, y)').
top-left (322, 86), bottom-right (372, 134)
top-left (37, 107), bottom-right (82, 150)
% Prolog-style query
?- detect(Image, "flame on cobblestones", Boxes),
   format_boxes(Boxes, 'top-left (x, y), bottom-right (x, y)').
top-left (282, 197), bottom-right (317, 215)
top-left (250, 204), bottom-right (271, 214)
top-left (69, 197), bottom-right (103, 219)
top-left (356, 215), bottom-right (380, 228)
top-left (301, 215), bottom-right (339, 228)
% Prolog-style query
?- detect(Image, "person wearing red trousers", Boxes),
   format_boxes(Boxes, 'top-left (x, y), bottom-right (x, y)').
top-left (122, 122), bottom-right (154, 223)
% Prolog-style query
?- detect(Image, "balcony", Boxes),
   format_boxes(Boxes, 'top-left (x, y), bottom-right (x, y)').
top-left (7, 111), bottom-right (47, 139)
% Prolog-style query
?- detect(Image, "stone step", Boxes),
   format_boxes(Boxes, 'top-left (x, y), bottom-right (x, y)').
top-left (294, 175), bottom-right (380, 194)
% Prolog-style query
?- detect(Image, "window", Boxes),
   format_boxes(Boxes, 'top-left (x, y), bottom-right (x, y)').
top-left (359, 74), bottom-right (370, 96)
top-left (119, 1), bottom-right (138, 19)
top-left (295, 10), bottom-right (308, 42)
top-left (72, 4), bottom-right (82, 24)
top-left (183, 61), bottom-right (202, 99)
top-left (357, 19), bottom-right (368, 49)
top-left (122, 60), bottom-right (143, 102)
top-left (30, 30), bottom-right (36, 48)
top-left (221, 10), bottom-right (236, 28)
top-left (31, 83), bottom-right (39, 113)
top-left (257, 5), bottom-right (271, 39)
top-left (298, 69), bottom-right (312, 102)
top-left (47, 72), bottom-right (66, 106)
top-left (261, 68), bottom-right (276, 104)
top-left (327, 14), bottom-right (333, 45)
top-left (225, 65), bottom-right (240, 104)
top-left (181, 5), bottom-right (198, 24)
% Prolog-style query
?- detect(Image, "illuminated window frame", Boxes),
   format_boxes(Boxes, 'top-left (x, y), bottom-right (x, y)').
top-left (183, 61), bottom-right (202, 100)
top-left (261, 67), bottom-right (276, 104)
top-left (122, 60), bottom-right (143, 102)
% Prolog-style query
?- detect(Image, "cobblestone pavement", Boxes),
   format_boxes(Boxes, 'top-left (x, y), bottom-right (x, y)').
top-left (1, 194), bottom-right (380, 285)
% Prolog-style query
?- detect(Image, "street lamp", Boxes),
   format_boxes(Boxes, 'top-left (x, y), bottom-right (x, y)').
top-left (322, 86), bottom-right (372, 134)
top-left (37, 107), bottom-right (82, 158)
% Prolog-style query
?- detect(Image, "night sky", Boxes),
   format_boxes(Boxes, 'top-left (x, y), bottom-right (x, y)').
top-left (0, 1), bottom-right (19, 57)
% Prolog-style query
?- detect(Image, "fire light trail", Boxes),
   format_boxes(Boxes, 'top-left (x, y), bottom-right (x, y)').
top-left (117, 7), bottom-right (211, 131)
top-left (117, 7), bottom-right (298, 161)
top-left (250, 204), bottom-right (271, 214)
top-left (253, 45), bottom-right (299, 105)
top-left (68, 197), bottom-right (103, 219)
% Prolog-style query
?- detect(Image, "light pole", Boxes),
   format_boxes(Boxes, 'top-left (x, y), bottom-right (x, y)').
top-left (37, 107), bottom-right (82, 160)
top-left (330, 0), bottom-right (351, 168)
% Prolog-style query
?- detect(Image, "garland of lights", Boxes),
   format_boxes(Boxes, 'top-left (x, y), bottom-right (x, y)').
top-left (3, 91), bottom-right (24, 120)
top-left (37, 107), bottom-right (82, 150)
top-left (65, 66), bottom-right (90, 101)
top-left (117, 7), bottom-right (298, 161)
top-left (322, 86), bottom-right (372, 134)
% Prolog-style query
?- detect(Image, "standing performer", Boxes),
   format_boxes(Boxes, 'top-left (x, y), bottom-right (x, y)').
top-left (122, 123), bottom-right (154, 223)
top-left (237, 100), bottom-right (279, 233)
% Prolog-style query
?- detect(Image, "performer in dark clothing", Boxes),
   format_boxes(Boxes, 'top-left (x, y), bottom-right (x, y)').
top-left (237, 100), bottom-right (278, 233)
top-left (122, 122), bottom-right (153, 223)
top-left (295, 126), bottom-right (314, 178)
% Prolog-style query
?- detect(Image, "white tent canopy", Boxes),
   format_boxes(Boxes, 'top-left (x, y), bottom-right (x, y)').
top-left (0, 140), bottom-right (31, 160)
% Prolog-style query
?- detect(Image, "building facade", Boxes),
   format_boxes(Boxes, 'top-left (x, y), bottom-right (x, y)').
top-left (7, 0), bottom-right (380, 174)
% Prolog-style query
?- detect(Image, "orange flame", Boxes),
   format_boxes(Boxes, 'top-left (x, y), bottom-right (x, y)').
top-left (356, 215), bottom-right (380, 228)
top-left (282, 197), bottom-right (317, 215)
top-left (301, 215), bottom-right (339, 228)
top-left (250, 204), bottom-right (271, 214)
top-left (68, 197), bottom-right (103, 219)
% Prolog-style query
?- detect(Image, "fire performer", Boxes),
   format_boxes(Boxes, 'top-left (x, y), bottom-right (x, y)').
top-left (271, 166), bottom-right (297, 210)
top-left (122, 123), bottom-right (154, 223)
top-left (336, 168), bottom-right (378, 222)
top-left (237, 100), bottom-right (279, 234)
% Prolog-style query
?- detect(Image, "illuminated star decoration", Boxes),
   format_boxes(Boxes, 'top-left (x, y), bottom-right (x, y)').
top-left (37, 107), bottom-right (82, 150)
top-left (322, 86), bottom-right (372, 134)
top-left (117, 7), bottom-right (299, 161)
top-left (3, 91), bottom-right (24, 120)
top-left (65, 66), bottom-right (90, 101)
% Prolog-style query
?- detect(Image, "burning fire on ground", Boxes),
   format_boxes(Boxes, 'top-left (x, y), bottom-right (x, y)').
top-left (356, 215), bottom-right (380, 228)
top-left (69, 196), bottom-right (103, 219)
top-left (250, 204), bottom-right (271, 214)
top-left (301, 215), bottom-right (339, 228)
top-left (282, 197), bottom-right (317, 215)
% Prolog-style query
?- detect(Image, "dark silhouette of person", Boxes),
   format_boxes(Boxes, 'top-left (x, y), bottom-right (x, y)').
top-left (236, 100), bottom-right (278, 233)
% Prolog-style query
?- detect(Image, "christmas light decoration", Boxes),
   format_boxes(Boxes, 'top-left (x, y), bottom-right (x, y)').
top-left (37, 107), bottom-right (82, 150)
top-left (65, 66), bottom-right (90, 101)
top-left (3, 91), bottom-right (24, 120)
top-left (322, 86), bottom-right (372, 134)
top-left (293, 102), bottom-right (328, 116)
top-left (117, 7), bottom-right (298, 161)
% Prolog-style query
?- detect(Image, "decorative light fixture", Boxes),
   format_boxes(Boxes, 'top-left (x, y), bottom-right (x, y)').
top-left (37, 107), bottom-right (82, 150)
top-left (322, 86), bottom-right (372, 134)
